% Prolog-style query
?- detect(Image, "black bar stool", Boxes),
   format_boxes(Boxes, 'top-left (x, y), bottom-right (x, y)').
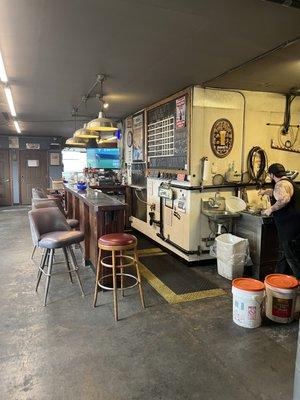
top-left (28, 208), bottom-right (85, 306)
top-left (30, 199), bottom-right (79, 260)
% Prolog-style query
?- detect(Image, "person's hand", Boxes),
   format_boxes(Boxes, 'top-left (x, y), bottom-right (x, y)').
top-left (258, 189), bottom-right (266, 196)
top-left (262, 207), bottom-right (272, 216)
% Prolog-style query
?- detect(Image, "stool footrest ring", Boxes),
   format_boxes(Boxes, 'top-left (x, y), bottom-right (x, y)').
top-left (101, 254), bottom-right (135, 269)
top-left (98, 273), bottom-right (139, 291)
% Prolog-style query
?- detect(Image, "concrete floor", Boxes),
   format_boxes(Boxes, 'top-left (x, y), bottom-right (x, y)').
top-left (0, 207), bottom-right (298, 400)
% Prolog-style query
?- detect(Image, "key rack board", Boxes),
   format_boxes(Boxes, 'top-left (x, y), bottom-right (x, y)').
top-left (146, 90), bottom-right (190, 171)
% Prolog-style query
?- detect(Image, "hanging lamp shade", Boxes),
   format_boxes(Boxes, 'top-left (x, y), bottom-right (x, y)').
top-left (87, 111), bottom-right (117, 132)
top-left (74, 124), bottom-right (98, 139)
top-left (65, 136), bottom-right (87, 147)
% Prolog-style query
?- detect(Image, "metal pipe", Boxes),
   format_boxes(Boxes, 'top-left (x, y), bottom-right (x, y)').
top-left (72, 74), bottom-right (105, 114)
top-left (156, 233), bottom-right (200, 255)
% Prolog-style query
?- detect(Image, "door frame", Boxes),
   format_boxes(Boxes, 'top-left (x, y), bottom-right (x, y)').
top-left (18, 149), bottom-right (49, 205)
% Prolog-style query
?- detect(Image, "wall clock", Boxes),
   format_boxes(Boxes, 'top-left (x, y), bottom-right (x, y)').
top-left (210, 118), bottom-right (234, 158)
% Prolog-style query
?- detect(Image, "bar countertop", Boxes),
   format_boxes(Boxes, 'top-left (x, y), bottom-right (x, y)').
top-left (64, 184), bottom-right (126, 212)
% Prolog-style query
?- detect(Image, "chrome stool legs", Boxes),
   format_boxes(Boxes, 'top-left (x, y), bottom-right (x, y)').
top-left (62, 247), bottom-right (73, 284)
top-left (35, 246), bottom-right (85, 306)
top-left (30, 245), bottom-right (37, 260)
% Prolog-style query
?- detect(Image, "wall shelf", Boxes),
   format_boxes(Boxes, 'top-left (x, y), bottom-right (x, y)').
top-left (271, 143), bottom-right (300, 154)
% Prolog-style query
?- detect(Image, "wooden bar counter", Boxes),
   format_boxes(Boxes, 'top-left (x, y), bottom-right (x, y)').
top-left (64, 185), bottom-right (126, 268)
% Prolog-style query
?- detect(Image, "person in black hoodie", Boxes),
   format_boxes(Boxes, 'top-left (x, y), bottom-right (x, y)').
top-left (259, 163), bottom-right (300, 279)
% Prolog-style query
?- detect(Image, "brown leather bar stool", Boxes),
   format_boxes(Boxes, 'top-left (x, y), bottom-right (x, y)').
top-left (30, 199), bottom-right (79, 260)
top-left (93, 233), bottom-right (145, 321)
top-left (28, 207), bottom-right (85, 306)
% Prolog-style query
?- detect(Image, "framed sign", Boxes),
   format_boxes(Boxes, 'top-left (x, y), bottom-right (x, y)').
top-left (26, 143), bottom-right (40, 150)
top-left (132, 112), bottom-right (144, 161)
top-left (125, 116), bottom-right (132, 129)
top-left (50, 152), bottom-right (60, 166)
top-left (9, 137), bottom-right (19, 149)
top-left (210, 118), bottom-right (234, 158)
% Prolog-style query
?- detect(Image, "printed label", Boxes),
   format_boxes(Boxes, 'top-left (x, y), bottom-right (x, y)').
top-left (247, 306), bottom-right (257, 321)
top-left (272, 297), bottom-right (293, 319)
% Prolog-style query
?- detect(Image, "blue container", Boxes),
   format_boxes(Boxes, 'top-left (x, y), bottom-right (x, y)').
top-left (77, 182), bottom-right (87, 191)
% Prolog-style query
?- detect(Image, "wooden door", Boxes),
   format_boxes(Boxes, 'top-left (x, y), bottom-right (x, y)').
top-left (0, 150), bottom-right (12, 206)
top-left (19, 150), bottom-right (48, 204)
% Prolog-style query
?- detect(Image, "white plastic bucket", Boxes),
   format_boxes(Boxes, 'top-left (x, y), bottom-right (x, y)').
top-left (217, 258), bottom-right (244, 280)
top-left (232, 286), bottom-right (264, 328)
top-left (265, 282), bottom-right (298, 323)
top-left (215, 234), bottom-right (248, 280)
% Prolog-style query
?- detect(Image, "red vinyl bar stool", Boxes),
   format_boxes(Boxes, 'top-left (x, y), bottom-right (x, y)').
top-left (93, 233), bottom-right (145, 321)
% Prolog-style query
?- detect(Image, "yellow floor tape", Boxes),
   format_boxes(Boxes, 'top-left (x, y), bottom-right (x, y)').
top-left (138, 260), bottom-right (226, 304)
top-left (137, 247), bottom-right (165, 255)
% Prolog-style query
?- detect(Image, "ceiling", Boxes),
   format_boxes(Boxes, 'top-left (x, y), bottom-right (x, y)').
top-left (0, 0), bottom-right (300, 137)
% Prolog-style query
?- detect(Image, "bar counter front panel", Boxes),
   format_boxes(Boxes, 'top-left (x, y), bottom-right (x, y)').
top-left (65, 185), bottom-right (126, 268)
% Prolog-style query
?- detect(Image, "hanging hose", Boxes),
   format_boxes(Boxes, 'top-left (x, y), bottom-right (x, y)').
top-left (282, 94), bottom-right (296, 134)
top-left (134, 189), bottom-right (152, 206)
top-left (246, 146), bottom-right (268, 183)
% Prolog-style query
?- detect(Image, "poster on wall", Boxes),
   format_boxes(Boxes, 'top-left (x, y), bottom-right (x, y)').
top-left (26, 143), bottom-right (40, 150)
top-left (132, 113), bottom-right (144, 161)
top-left (210, 118), bottom-right (234, 158)
top-left (124, 117), bottom-right (133, 164)
top-left (50, 152), bottom-right (60, 166)
top-left (176, 96), bottom-right (186, 128)
top-left (125, 116), bottom-right (132, 129)
top-left (8, 137), bottom-right (19, 149)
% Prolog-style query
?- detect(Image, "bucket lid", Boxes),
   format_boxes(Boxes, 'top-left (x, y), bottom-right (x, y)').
top-left (232, 278), bottom-right (265, 292)
top-left (265, 274), bottom-right (299, 289)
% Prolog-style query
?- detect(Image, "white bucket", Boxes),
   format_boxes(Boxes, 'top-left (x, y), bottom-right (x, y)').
top-left (265, 282), bottom-right (297, 323)
top-left (232, 286), bottom-right (264, 328)
top-left (215, 234), bottom-right (248, 280)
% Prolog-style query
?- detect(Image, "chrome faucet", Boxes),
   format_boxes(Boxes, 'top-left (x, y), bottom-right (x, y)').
top-left (208, 191), bottom-right (221, 208)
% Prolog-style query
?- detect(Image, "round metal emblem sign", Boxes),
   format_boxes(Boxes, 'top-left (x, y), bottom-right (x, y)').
top-left (210, 118), bottom-right (234, 158)
top-left (127, 130), bottom-right (133, 147)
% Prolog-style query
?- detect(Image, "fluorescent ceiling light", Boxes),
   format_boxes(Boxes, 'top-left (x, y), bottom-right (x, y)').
top-left (14, 120), bottom-right (21, 133)
top-left (4, 87), bottom-right (17, 117)
top-left (0, 51), bottom-right (8, 82)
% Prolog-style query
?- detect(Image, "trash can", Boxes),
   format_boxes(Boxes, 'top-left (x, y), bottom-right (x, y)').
top-left (214, 233), bottom-right (249, 280)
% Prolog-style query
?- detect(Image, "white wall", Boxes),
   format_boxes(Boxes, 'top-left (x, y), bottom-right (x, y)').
top-left (191, 87), bottom-right (300, 185)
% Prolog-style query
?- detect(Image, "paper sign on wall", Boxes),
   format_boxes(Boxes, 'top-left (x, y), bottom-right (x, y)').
top-left (176, 96), bottom-right (186, 128)
top-left (28, 159), bottom-right (39, 167)
top-left (132, 113), bottom-right (144, 161)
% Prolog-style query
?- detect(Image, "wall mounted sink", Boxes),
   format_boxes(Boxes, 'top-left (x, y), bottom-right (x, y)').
top-left (202, 209), bottom-right (241, 222)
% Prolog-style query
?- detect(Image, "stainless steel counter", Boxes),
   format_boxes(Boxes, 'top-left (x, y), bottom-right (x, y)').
top-left (233, 211), bottom-right (279, 279)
